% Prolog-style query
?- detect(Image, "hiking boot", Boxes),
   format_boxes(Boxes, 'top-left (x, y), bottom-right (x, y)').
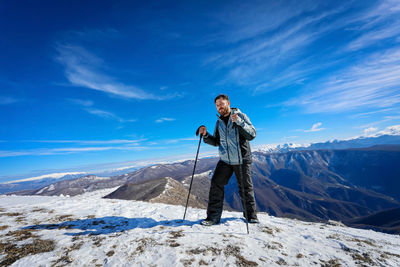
top-left (248, 218), bottom-right (259, 224)
top-left (201, 219), bottom-right (219, 226)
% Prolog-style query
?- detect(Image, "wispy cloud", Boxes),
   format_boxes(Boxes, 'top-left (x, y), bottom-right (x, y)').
top-left (349, 107), bottom-right (398, 119)
top-left (302, 122), bottom-right (325, 132)
top-left (346, 0), bottom-right (400, 50)
top-left (207, 0), bottom-right (319, 44)
top-left (0, 139), bottom-right (148, 158)
top-left (163, 137), bottom-right (198, 144)
top-left (67, 98), bottom-right (94, 107)
top-left (84, 108), bottom-right (136, 123)
top-left (155, 117), bottom-right (176, 123)
top-left (24, 139), bottom-right (146, 145)
top-left (203, 0), bottom-right (400, 100)
top-left (285, 47), bottom-right (400, 113)
top-left (0, 145), bottom-right (150, 158)
top-left (0, 96), bottom-right (20, 105)
top-left (68, 98), bottom-right (136, 122)
top-left (55, 44), bottom-right (171, 100)
top-left (204, 3), bottom-right (350, 89)
top-left (0, 136), bottom-right (199, 158)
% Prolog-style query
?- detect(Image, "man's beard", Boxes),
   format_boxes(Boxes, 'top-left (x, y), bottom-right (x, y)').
top-left (218, 108), bottom-right (229, 117)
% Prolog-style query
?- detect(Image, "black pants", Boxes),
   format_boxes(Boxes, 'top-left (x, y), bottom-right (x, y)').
top-left (206, 160), bottom-right (257, 223)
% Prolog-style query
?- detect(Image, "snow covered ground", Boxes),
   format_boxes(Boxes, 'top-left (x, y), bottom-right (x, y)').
top-left (1, 188), bottom-right (400, 267)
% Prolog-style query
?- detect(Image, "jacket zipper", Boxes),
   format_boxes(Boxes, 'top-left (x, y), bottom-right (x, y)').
top-left (225, 120), bottom-right (231, 164)
top-left (236, 127), bottom-right (242, 164)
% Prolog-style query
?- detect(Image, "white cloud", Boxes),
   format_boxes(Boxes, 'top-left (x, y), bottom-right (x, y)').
top-left (55, 44), bottom-right (171, 100)
top-left (304, 122), bottom-right (325, 132)
top-left (155, 117), bottom-right (176, 123)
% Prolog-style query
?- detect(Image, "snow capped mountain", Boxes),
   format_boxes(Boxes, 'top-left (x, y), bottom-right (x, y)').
top-left (27, 175), bottom-right (127, 197)
top-left (0, 173), bottom-right (89, 195)
top-left (254, 143), bottom-right (306, 153)
top-left (370, 125), bottom-right (400, 137)
top-left (255, 128), bottom-right (400, 154)
top-left (0, 188), bottom-right (399, 266)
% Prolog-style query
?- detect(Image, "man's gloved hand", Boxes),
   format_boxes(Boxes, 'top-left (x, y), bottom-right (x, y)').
top-left (196, 125), bottom-right (207, 136)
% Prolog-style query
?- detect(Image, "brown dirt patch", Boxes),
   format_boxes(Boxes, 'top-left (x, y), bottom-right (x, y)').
top-left (187, 247), bottom-right (222, 256)
top-left (351, 252), bottom-right (375, 265)
top-left (320, 259), bottom-right (342, 267)
top-left (224, 245), bottom-right (258, 266)
top-left (106, 250), bottom-right (115, 257)
top-left (6, 229), bottom-right (38, 241)
top-left (133, 237), bottom-right (158, 255)
top-left (91, 236), bottom-right (106, 247)
top-left (199, 259), bottom-right (209, 265)
top-left (276, 258), bottom-right (287, 265)
top-left (169, 230), bottom-right (184, 239)
top-left (180, 258), bottom-right (195, 266)
top-left (0, 238), bottom-right (55, 266)
top-left (1, 212), bottom-right (23, 217)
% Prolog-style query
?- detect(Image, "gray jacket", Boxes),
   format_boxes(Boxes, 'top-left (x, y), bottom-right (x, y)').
top-left (203, 108), bottom-right (256, 165)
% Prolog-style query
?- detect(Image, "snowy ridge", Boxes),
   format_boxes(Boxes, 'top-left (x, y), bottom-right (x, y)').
top-left (2, 172), bottom-right (87, 184)
top-left (1, 189), bottom-right (399, 266)
top-left (254, 143), bottom-right (306, 153)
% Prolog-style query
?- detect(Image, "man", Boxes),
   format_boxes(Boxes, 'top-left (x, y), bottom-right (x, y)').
top-left (198, 94), bottom-right (259, 226)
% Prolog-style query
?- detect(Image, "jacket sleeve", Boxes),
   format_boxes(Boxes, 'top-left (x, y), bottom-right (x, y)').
top-left (203, 121), bottom-right (220, 147)
top-left (234, 112), bottom-right (256, 141)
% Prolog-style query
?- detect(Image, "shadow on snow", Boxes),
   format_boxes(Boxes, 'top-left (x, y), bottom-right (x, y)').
top-left (24, 216), bottom-right (238, 236)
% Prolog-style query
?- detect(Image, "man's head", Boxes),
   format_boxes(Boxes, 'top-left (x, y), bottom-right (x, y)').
top-left (215, 94), bottom-right (231, 117)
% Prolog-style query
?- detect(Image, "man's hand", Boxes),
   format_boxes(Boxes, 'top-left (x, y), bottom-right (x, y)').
top-left (231, 113), bottom-right (238, 123)
top-left (199, 126), bottom-right (207, 136)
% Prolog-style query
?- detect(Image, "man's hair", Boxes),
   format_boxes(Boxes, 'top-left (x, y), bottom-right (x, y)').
top-left (214, 94), bottom-right (229, 103)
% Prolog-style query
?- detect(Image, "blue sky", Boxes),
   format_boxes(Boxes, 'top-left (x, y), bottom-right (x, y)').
top-left (1, 0), bottom-right (400, 181)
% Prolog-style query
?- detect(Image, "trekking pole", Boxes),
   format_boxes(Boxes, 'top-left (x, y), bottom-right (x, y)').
top-left (235, 127), bottom-right (250, 234)
top-left (183, 128), bottom-right (203, 221)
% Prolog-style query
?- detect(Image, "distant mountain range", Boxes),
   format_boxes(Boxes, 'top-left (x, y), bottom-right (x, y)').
top-left (2, 134), bottom-right (400, 234)
top-left (15, 144), bottom-right (399, 232)
top-left (0, 173), bottom-right (87, 195)
top-left (106, 145), bottom-right (400, 233)
top-left (255, 133), bottom-right (400, 153)
top-left (3, 133), bottom-right (399, 195)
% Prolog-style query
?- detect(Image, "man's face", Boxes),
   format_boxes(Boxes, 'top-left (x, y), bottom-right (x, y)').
top-left (215, 98), bottom-right (230, 117)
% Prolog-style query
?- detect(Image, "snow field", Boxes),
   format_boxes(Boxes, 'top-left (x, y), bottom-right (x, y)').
top-left (1, 188), bottom-right (400, 266)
